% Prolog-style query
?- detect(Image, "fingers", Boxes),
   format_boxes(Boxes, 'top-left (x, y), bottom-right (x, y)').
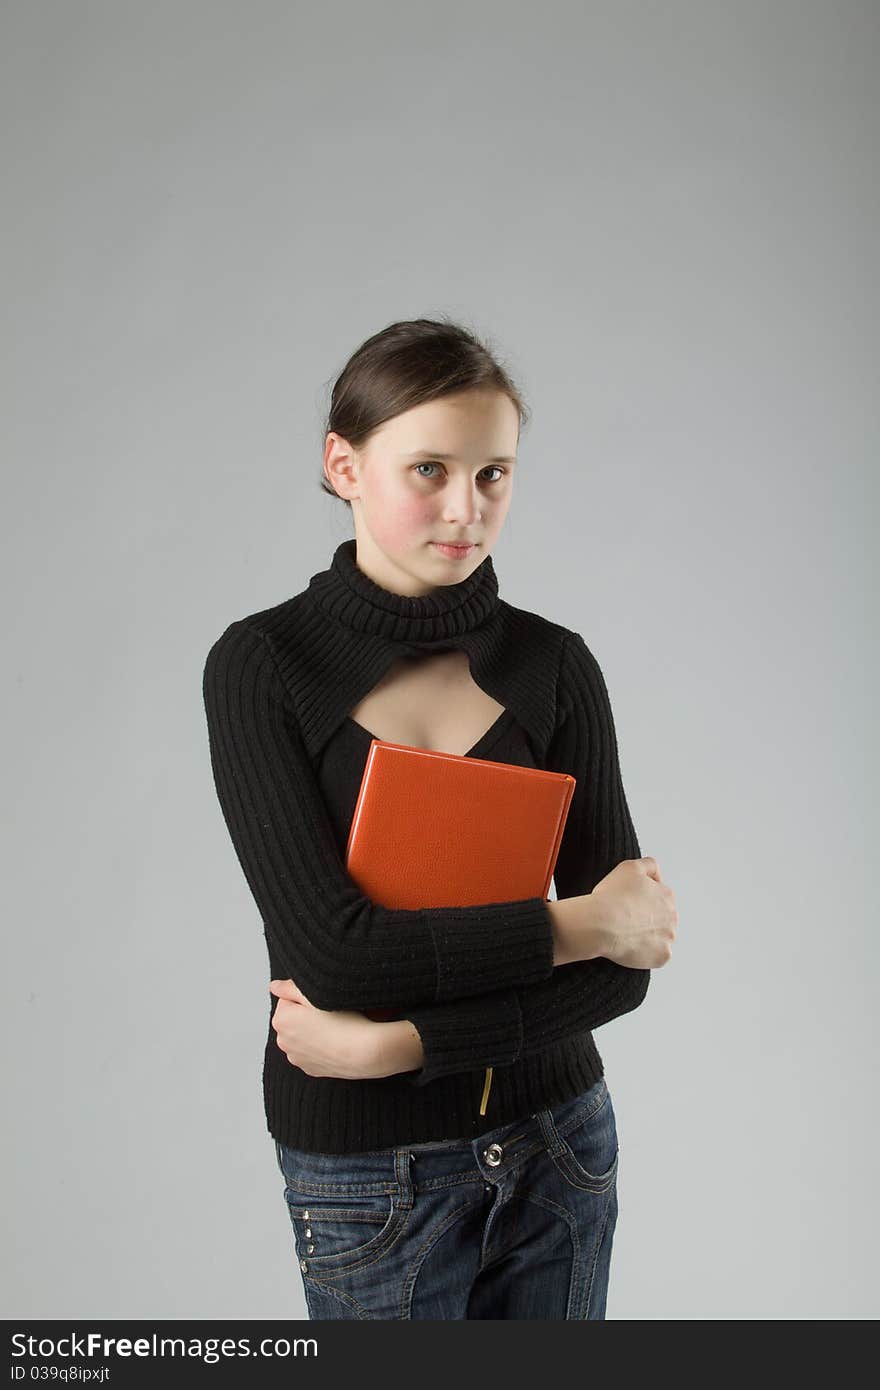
top-left (269, 978), bottom-right (302, 1000)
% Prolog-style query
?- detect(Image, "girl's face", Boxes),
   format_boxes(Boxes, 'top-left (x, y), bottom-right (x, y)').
top-left (323, 388), bottom-right (519, 597)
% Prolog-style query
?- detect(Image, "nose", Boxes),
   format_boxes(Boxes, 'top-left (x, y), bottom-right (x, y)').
top-left (440, 479), bottom-right (483, 526)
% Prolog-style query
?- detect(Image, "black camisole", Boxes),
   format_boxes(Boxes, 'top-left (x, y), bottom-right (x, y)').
top-left (316, 707), bottom-right (540, 865)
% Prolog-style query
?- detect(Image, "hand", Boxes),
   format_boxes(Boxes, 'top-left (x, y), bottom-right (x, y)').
top-left (589, 857), bottom-right (678, 968)
top-left (268, 979), bottom-right (386, 1080)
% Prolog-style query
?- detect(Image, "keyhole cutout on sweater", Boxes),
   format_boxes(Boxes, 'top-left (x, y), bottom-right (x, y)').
top-left (347, 650), bottom-right (508, 758)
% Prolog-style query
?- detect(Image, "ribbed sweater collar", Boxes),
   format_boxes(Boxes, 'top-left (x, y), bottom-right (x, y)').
top-left (263, 537), bottom-right (563, 767)
top-left (306, 538), bottom-right (500, 643)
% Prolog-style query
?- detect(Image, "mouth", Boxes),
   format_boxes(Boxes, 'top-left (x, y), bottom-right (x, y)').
top-left (430, 541), bottom-right (478, 559)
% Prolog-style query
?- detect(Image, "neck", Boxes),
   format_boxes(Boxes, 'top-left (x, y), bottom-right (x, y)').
top-left (306, 538), bottom-right (500, 643)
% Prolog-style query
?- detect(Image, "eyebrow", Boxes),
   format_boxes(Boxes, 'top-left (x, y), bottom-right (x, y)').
top-left (404, 449), bottom-right (517, 464)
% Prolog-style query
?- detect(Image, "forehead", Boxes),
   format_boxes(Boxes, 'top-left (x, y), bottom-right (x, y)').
top-left (375, 391), bottom-right (519, 453)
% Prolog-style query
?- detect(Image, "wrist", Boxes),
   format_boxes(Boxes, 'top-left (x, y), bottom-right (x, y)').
top-left (371, 1019), bottom-right (425, 1078)
top-left (548, 893), bottom-right (610, 965)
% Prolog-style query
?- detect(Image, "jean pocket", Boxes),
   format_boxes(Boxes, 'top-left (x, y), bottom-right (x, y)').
top-left (284, 1189), bottom-right (405, 1275)
top-left (549, 1085), bottom-right (619, 1194)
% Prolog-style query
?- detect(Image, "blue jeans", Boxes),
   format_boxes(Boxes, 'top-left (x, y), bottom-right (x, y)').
top-left (273, 1073), bottom-right (619, 1319)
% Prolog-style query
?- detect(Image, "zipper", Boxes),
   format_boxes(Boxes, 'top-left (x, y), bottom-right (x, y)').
top-left (478, 1067), bottom-right (492, 1112)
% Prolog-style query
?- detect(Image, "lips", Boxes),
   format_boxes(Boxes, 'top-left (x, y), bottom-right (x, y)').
top-left (431, 541), bottom-right (477, 558)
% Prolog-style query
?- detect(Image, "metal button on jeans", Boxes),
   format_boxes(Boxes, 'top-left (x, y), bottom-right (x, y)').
top-left (484, 1143), bottom-right (503, 1166)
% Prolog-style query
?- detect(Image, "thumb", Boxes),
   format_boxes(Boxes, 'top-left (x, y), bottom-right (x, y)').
top-left (269, 978), bottom-right (302, 1001)
top-left (639, 856), bottom-right (663, 884)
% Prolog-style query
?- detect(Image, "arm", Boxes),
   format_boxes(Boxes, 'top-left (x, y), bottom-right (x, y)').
top-left (202, 618), bottom-right (558, 1012)
top-left (389, 630), bottom-right (651, 1086)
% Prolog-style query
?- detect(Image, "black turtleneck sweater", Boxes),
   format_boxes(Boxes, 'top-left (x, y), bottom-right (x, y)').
top-left (202, 539), bottom-right (650, 1154)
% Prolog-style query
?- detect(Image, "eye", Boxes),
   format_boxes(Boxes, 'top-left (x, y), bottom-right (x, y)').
top-left (413, 463), bottom-right (507, 482)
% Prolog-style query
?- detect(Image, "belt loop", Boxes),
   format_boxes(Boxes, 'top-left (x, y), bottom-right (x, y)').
top-left (536, 1107), bottom-right (566, 1157)
top-left (394, 1146), bottom-right (415, 1209)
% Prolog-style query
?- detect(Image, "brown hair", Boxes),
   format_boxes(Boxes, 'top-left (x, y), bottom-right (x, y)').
top-left (319, 316), bottom-right (530, 506)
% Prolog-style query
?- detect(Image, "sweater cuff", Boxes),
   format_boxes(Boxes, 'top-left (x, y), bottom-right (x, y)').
top-left (428, 896), bottom-right (555, 1002)
top-left (402, 990), bottom-right (523, 1087)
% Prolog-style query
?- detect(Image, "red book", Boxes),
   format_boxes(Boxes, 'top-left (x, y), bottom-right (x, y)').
top-left (345, 736), bottom-right (575, 1112)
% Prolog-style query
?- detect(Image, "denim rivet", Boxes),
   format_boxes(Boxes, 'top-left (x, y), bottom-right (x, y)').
top-left (307, 1244), bottom-right (314, 1254)
top-left (305, 1227), bottom-right (312, 1238)
top-left (303, 1209), bottom-right (310, 1220)
top-left (300, 1259), bottom-right (308, 1271)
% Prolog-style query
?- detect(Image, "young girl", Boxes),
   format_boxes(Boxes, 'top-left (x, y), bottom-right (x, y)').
top-left (202, 317), bottom-right (677, 1319)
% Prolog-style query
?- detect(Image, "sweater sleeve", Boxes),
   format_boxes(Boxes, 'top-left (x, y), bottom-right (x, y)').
top-left (398, 630), bottom-right (650, 1085)
top-left (202, 618), bottom-right (556, 1011)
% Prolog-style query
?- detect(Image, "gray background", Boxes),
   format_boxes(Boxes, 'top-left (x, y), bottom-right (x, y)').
top-left (2, 0), bottom-right (876, 1320)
